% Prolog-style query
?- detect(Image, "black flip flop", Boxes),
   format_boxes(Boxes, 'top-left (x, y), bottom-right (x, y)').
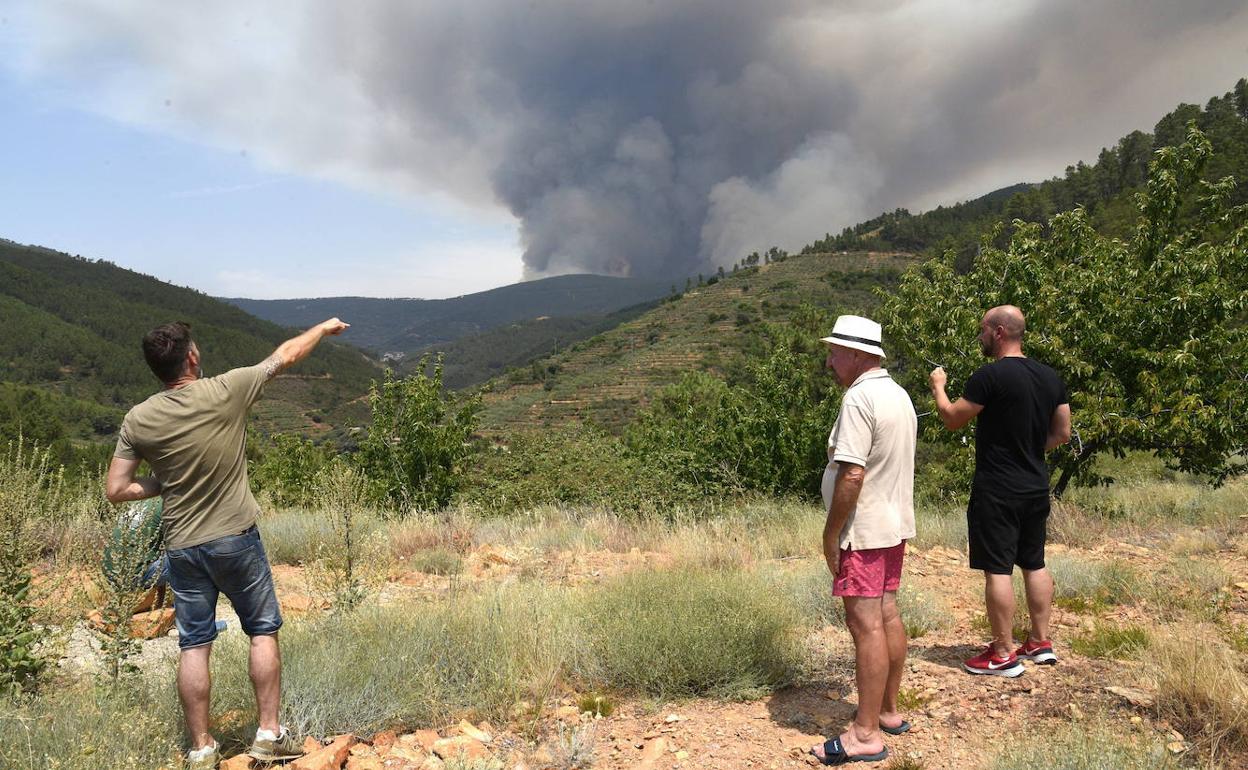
top-left (881, 720), bottom-right (911, 735)
top-left (811, 737), bottom-right (890, 765)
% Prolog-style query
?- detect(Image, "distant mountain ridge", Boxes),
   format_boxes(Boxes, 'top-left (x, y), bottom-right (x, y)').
top-left (222, 273), bottom-right (673, 356)
top-left (0, 239), bottom-right (380, 453)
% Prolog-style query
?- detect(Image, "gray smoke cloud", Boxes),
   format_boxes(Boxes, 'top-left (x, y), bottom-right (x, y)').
top-left (11, 1), bottom-right (1248, 280)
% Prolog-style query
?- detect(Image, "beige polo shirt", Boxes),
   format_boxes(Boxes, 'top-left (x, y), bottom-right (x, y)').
top-left (820, 368), bottom-right (917, 551)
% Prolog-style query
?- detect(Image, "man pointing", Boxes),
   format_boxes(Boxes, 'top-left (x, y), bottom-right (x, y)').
top-left (106, 318), bottom-right (349, 769)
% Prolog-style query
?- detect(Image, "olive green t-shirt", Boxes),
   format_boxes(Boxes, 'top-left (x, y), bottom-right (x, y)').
top-left (114, 365), bottom-right (268, 550)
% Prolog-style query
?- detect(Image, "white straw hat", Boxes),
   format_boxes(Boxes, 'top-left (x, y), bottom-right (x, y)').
top-left (820, 315), bottom-right (885, 358)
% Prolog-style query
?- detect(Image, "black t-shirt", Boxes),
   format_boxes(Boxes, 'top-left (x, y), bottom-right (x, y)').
top-left (963, 356), bottom-right (1068, 496)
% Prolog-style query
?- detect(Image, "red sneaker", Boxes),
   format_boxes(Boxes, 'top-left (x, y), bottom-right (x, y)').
top-left (963, 645), bottom-right (1024, 677)
top-left (1014, 639), bottom-right (1057, 665)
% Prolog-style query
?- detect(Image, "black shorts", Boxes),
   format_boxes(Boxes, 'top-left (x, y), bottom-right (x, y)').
top-left (967, 488), bottom-right (1050, 574)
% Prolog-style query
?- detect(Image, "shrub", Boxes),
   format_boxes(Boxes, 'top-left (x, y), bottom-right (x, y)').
top-left (0, 439), bottom-right (62, 695)
top-left (356, 358), bottom-right (480, 512)
top-left (626, 329), bottom-right (839, 500)
top-left (457, 423), bottom-right (698, 514)
top-left (577, 568), bottom-right (804, 699)
top-left (250, 433), bottom-right (335, 508)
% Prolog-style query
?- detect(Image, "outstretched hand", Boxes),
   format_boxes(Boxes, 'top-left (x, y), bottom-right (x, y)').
top-left (320, 318), bottom-right (350, 336)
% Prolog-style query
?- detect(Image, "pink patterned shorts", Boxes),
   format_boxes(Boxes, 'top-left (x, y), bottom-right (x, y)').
top-left (832, 541), bottom-right (906, 598)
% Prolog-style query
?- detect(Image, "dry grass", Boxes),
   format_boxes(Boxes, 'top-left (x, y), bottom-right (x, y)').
top-left (1149, 631), bottom-right (1248, 761)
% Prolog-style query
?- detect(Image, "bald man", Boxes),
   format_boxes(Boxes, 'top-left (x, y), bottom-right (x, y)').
top-left (929, 306), bottom-right (1071, 677)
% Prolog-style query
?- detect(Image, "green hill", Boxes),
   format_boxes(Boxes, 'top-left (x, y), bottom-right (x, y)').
top-left (223, 273), bottom-right (673, 356)
top-left (477, 252), bottom-right (915, 433)
top-left (425, 300), bottom-right (663, 391)
top-left (0, 240), bottom-right (381, 458)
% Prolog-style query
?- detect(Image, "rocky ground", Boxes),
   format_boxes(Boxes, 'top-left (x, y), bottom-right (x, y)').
top-left (54, 537), bottom-right (1248, 769)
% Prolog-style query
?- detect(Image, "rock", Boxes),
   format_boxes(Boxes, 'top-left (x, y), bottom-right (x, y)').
top-left (371, 731), bottom-right (398, 752)
top-left (408, 731), bottom-right (441, 753)
top-left (418, 758), bottom-right (444, 770)
top-left (348, 744), bottom-right (376, 758)
top-left (304, 737), bottom-right (325, 754)
top-left (1167, 741), bottom-right (1186, 755)
top-left (221, 755), bottom-right (255, 770)
top-left (292, 734), bottom-right (356, 770)
top-left (131, 608), bottom-right (177, 639)
top-left (1234, 582), bottom-right (1248, 592)
top-left (431, 736), bottom-right (490, 763)
top-left (675, 750), bottom-right (690, 760)
top-left (456, 719), bottom-right (493, 743)
top-left (345, 756), bottom-right (384, 770)
top-left (1105, 686), bottom-right (1155, 708)
top-left (641, 738), bottom-right (668, 762)
top-left (664, 713), bottom-right (684, 723)
top-left (384, 745), bottom-right (427, 764)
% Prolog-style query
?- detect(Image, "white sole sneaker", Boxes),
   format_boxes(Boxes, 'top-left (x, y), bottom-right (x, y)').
top-left (963, 661), bottom-right (1025, 677)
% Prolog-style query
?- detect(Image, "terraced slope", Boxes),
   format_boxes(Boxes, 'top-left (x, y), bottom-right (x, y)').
top-left (478, 251), bottom-right (915, 433)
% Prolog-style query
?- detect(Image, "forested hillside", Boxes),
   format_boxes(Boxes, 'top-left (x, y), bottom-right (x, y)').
top-left (224, 273), bottom-right (673, 356)
top-left (476, 253), bottom-right (913, 433)
top-left (805, 78), bottom-right (1248, 261)
top-left (0, 241), bottom-right (380, 462)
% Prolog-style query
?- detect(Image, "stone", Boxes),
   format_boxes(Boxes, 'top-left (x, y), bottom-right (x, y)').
top-left (221, 755), bottom-right (255, 770)
top-left (371, 731), bottom-right (398, 752)
top-left (345, 756), bottom-right (384, 770)
top-left (1167, 741), bottom-right (1186, 755)
top-left (292, 733), bottom-right (356, 770)
top-left (408, 730), bottom-right (441, 753)
top-left (418, 758), bottom-right (444, 770)
top-left (641, 738), bottom-right (668, 762)
top-left (124, 609), bottom-right (161, 638)
top-left (431, 736), bottom-right (490, 763)
top-left (304, 737), bottom-right (325, 754)
top-left (384, 745), bottom-right (427, 764)
top-left (1105, 686), bottom-right (1155, 708)
top-left (664, 713), bottom-right (684, 723)
top-left (456, 719), bottom-right (493, 743)
top-left (675, 750), bottom-right (690, 760)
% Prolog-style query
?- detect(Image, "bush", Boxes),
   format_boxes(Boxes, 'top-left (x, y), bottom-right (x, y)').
top-left (0, 439), bottom-right (63, 695)
top-left (457, 423), bottom-right (698, 514)
top-left (250, 433), bottom-right (335, 508)
top-left (577, 568), bottom-right (804, 699)
top-left (356, 358), bottom-right (480, 512)
top-left (626, 329), bottom-right (839, 500)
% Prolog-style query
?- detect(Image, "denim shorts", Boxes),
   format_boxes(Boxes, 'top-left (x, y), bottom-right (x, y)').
top-left (164, 526), bottom-right (283, 649)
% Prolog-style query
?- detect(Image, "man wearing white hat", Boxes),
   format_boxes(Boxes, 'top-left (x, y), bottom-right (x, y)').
top-left (811, 315), bottom-right (917, 766)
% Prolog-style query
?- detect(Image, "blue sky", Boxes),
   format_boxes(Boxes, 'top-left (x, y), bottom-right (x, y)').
top-left (0, 69), bottom-right (521, 299)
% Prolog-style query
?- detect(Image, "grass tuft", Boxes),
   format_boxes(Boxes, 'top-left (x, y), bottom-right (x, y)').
top-left (987, 721), bottom-right (1178, 770)
top-left (1071, 623), bottom-right (1150, 659)
top-left (1150, 632), bottom-right (1248, 759)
